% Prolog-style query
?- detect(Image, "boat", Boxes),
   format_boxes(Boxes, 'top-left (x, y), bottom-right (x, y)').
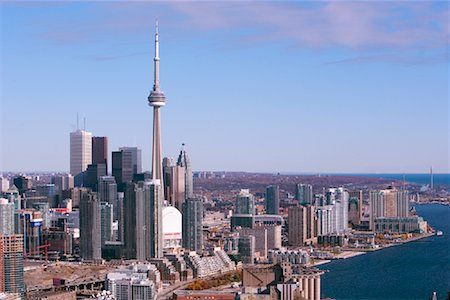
top-left (436, 231), bottom-right (443, 236)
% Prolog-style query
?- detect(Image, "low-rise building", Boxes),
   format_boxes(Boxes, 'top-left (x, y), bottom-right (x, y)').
top-left (173, 290), bottom-right (235, 300)
top-left (375, 216), bottom-right (427, 233)
top-left (106, 263), bottom-right (161, 300)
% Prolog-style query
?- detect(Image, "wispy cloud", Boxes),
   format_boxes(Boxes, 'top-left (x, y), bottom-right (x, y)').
top-left (14, 1), bottom-right (449, 63)
top-left (169, 1), bottom-right (449, 49)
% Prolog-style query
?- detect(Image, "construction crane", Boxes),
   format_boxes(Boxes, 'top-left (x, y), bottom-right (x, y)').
top-left (25, 243), bottom-right (51, 262)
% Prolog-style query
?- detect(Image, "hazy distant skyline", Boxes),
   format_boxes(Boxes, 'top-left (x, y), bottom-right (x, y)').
top-left (1, 1), bottom-right (449, 173)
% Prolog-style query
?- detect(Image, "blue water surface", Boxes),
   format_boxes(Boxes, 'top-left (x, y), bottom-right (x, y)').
top-left (320, 204), bottom-right (450, 300)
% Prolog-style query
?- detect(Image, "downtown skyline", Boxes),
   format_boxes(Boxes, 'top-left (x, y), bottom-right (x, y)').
top-left (1, 1), bottom-right (449, 173)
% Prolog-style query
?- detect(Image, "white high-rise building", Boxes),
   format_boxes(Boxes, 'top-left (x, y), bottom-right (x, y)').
top-left (316, 205), bottom-right (333, 236)
top-left (326, 188), bottom-right (349, 233)
top-left (0, 198), bottom-right (15, 235)
top-left (0, 176), bottom-right (10, 193)
top-left (70, 129), bottom-right (92, 176)
top-left (369, 187), bottom-right (409, 230)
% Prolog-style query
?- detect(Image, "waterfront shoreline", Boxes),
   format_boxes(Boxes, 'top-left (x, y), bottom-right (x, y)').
top-left (313, 231), bottom-right (436, 267)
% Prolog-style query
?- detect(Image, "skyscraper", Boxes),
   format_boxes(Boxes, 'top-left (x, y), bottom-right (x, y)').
top-left (177, 144), bottom-right (193, 199)
top-left (124, 180), bottom-right (164, 260)
top-left (182, 197), bottom-right (203, 253)
top-left (296, 184), bottom-right (313, 205)
top-left (370, 187), bottom-right (409, 230)
top-left (0, 199), bottom-right (14, 235)
top-left (13, 176), bottom-right (32, 195)
top-left (112, 150), bottom-right (133, 191)
top-left (84, 163), bottom-right (107, 191)
top-left (265, 185), bottom-right (280, 215)
top-left (79, 192), bottom-right (101, 260)
top-left (235, 189), bottom-right (255, 215)
top-left (100, 202), bottom-right (114, 246)
top-left (163, 157), bottom-right (185, 210)
top-left (326, 188), bottom-right (349, 233)
top-left (0, 176), bottom-right (10, 194)
top-left (144, 180), bottom-right (163, 259)
top-left (98, 176), bottom-right (118, 221)
top-left (119, 147), bottom-right (142, 175)
top-left (348, 190), bottom-right (363, 226)
top-left (0, 234), bottom-right (24, 296)
top-left (288, 205), bottom-right (317, 246)
top-left (148, 20), bottom-right (166, 200)
top-left (92, 136), bottom-right (108, 172)
top-left (70, 129), bottom-right (92, 176)
top-left (123, 182), bottom-right (142, 260)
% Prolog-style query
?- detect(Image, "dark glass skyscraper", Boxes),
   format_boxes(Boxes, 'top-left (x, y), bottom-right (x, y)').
top-left (182, 197), bottom-right (203, 253)
top-left (235, 189), bottom-right (255, 215)
top-left (79, 192), bottom-right (101, 260)
top-left (296, 183), bottom-right (313, 205)
top-left (119, 147), bottom-right (142, 175)
top-left (112, 150), bottom-right (133, 191)
top-left (84, 163), bottom-right (107, 191)
top-left (92, 136), bottom-right (108, 172)
top-left (266, 185), bottom-right (280, 214)
top-left (123, 180), bottom-right (163, 260)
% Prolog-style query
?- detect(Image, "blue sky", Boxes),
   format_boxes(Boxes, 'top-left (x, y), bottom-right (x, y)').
top-left (1, 1), bottom-right (449, 173)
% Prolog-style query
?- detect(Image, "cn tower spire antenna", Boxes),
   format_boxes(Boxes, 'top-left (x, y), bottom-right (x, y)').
top-left (148, 18), bottom-right (166, 199)
top-left (153, 18), bottom-right (160, 92)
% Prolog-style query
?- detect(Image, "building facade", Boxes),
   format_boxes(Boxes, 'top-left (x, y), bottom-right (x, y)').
top-left (112, 150), bottom-right (133, 191)
top-left (0, 235), bottom-right (24, 296)
top-left (0, 199), bottom-right (14, 235)
top-left (92, 136), bottom-right (108, 173)
top-left (296, 184), bottom-right (313, 205)
top-left (70, 129), bottom-right (92, 176)
top-left (182, 198), bottom-right (203, 253)
top-left (235, 189), bottom-right (255, 215)
top-left (176, 145), bottom-right (193, 200)
top-left (288, 205), bottom-right (317, 246)
top-left (326, 188), bottom-right (349, 233)
top-left (79, 192), bottom-right (101, 260)
top-left (119, 147), bottom-right (142, 175)
top-left (265, 185), bottom-right (279, 215)
top-left (370, 187), bottom-right (409, 230)
top-left (163, 158), bottom-right (185, 210)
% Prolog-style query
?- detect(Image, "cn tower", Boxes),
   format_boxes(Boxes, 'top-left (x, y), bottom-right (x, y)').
top-left (148, 20), bottom-right (166, 198)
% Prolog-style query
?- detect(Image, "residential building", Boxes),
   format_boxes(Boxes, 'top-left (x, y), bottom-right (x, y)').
top-left (182, 198), bottom-right (203, 253)
top-left (265, 185), bottom-right (279, 215)
top-left (370, 187), bottom-right (409, 230)
top-left (235, 189), bottom-right (255, 215)
top-left (0, 235), bottom-right (24, 296)
top-left (288, 205), bottom-right (317, 246)
top-left (296, 184), bottom-right (313, 205)
top-left (79, 192), bottom-right (101, 260)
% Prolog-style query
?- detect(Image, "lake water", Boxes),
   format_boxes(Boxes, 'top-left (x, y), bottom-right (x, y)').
top-left (319, 204), bottom-right (450, 300)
